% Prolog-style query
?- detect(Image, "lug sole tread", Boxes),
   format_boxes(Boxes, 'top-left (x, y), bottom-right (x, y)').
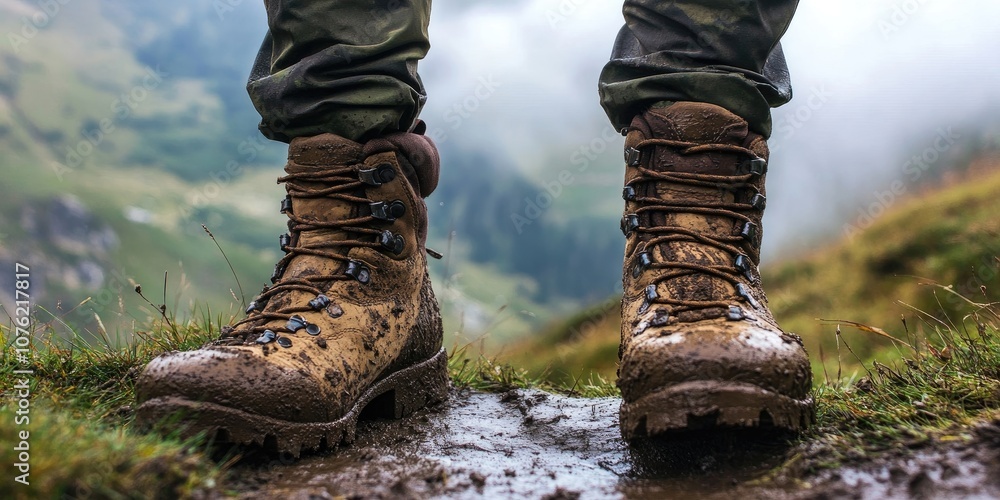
top-left (135, 348), bottom-right (449, 456)
top-left (620, 380), bottom-right (815, 440)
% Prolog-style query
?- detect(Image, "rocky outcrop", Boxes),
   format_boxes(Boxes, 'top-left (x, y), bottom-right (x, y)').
top-left (0, 194), bottom-right (120, 317)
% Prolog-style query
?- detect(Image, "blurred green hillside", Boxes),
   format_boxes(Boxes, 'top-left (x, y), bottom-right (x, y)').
top-left (507, 155), bottom-right (1000, 385)
top-left (4, 0), bottom-right (1000, 355)
top-left (0, 0), bottom-right (623, 345)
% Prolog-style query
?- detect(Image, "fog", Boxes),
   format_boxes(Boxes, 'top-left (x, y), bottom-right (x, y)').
top-left (418, 0), bottom-right (1000, 260)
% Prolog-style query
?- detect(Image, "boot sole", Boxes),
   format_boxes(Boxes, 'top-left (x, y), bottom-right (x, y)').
top-left (620, 380), bottom-right (815, 440)
top-left (135, 348), bottom-right (449, 456)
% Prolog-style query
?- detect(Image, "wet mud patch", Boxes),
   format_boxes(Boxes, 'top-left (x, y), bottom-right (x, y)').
top-left (781, 419), bottom-right (1000, 499)
top-left (229, 389), bottom-right (1000, 499)
top-left (232, 388), bottom-right (792, 499)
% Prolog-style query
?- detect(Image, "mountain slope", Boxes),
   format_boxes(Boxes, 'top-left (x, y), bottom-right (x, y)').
top-left (507, 155), bottom-right (1000, 384)
top-left (0, 0), bottom-right (629, 343)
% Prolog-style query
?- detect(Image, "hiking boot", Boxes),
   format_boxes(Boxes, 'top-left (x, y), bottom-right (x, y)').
top-left (617, 102), bottom-right (814, 440)
top-left (135, 126), bottom-right (448, 456)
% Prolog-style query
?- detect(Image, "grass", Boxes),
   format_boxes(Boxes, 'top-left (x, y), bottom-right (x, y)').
top-left (2, 279), bottom-right (999, 496)
top-left (0, 310), bottom-right (226, 499)
top-left (502, 295), bottom-right (621, 387)
top-left (794, 295), bottom-right (1000, 471)
top-left (503, 162), bottom-right (1000, 385)
top-left (501, 278), bottom-right (1000, 475)
top-left (767, 159), bottom-right (1000, 377)
top-left (0, 303), bottom-right (617, 498)
top-left (448, 343), bottom-right (619, 398)
top-left (0, 406), bottom-right (221, 499)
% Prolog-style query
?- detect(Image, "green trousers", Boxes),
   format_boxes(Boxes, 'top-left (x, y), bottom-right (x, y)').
top-left (247, 0), bottom-right (799, 143)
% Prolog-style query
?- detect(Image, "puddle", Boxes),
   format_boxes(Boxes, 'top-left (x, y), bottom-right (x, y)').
top-left (227, 389), bottom-right (1000, 498)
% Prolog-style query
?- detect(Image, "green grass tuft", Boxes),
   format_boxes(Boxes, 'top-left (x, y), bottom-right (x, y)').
top-left (795, 299), bottom-right (1000, 471)
top-left (1, 313), bottom-right (224, 499)
top-left (0, 405), bottom-right (220, 499)
top-left (448, 343), bottom-right (619, 398)
top-left (2, 281), bottom-right (998, 495)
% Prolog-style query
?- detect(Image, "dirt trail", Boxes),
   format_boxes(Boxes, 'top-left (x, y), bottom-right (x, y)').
top-left (231, 388), bottom-right (1000, 499)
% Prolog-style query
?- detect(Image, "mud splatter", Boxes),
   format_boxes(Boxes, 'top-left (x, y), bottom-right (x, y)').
top-left (230, 390), bottom-right (1000, 499)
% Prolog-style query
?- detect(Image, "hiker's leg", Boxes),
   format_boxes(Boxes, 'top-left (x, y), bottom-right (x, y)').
top-left (610, 1), bottom-right (814, 440)
top-left (599, 0), bottom-right (799, 138)
top-left (247, 0), bottom-right (432, 143)
top-left (136, 0), bottom-right (447, 455)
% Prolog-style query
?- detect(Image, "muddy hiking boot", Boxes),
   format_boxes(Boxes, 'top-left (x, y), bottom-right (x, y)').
top-left (617, 102), bottom-right (815, 440)
top-left (135, 125), bottom-right (449, 456)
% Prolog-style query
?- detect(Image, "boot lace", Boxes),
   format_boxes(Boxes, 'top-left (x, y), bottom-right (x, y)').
top-left (224, 163), bottom-right (397, 338)
top-left (623, 137), bottom-right (768, 320)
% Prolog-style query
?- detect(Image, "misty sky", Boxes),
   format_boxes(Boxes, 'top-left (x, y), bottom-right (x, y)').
top-left (416, 0), bottom-right (1000, 259)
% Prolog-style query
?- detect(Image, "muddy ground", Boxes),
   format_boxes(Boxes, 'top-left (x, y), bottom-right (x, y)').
top-left (228, 388), bottom-right (1000, 499)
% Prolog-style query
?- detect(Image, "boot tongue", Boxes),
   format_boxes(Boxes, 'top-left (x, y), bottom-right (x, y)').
top-left (282, 134), bottom-right (365, 279)
top-left (639, 102), bottom-right (750, 176)
top-left (632, 103), bottom-right (755, 314)
top-left (644, 102), bottom-right (749, 145)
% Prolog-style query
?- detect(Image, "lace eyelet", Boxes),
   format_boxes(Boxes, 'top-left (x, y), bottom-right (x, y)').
top-left (280, 195), bottom-right (293, 214)
top-left (379, 230), bottom-right (405, 255)
top-left (738, 222), bottom-right (759, 243)
top-left (739, 158), bottom-right (768, 176)
top-left (650, 308), bottom-right (671, 327)
top-left (344, 260), bottom-right (372, 284)
top-left (622, 185), bottom-right (637, 202)
top-left (727, 305), bottom-right (745, 321)
top-left (270, 262), bottom-right (287, 283)
top-left (736, 283), bottom-right (761, 309)
top-left (639, 285), bottom-right (658, 314)
top-left (255, 330), bottom-right (276, 344)
top-left (309, 294), bottom-right (331, 311)
top-left (359, 163), bottom-right (397, 186)
top-left (279, 233), bottom-right (292, 253)
top-left (620, 214), bottom-right (640, 236)
top-left (632, 252), bottom-right (652, 278)
top-left (625, 147), bottom-right (642, 166)
top-left (370, 201), bottom-right (406, 222)
top-left (286, 315), bottom-right (307, 332)
top-left (735, 254), bottom-right (754, 280)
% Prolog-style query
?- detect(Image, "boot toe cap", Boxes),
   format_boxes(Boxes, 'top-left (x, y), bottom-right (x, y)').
top-left (135, 347), bottom-right (332, 423)
top-left (618, 320), bottom-right (812, 403)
